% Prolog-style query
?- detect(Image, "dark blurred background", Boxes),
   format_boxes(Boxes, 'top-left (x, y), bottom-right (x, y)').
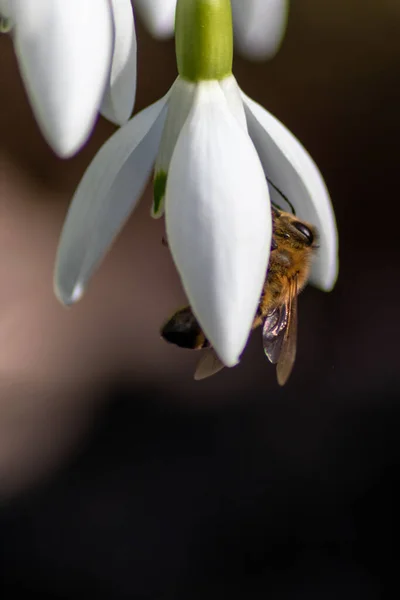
top-left (1, 1), bottom-right (399, 597)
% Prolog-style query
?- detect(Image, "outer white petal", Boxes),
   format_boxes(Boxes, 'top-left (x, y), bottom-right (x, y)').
top-left (55, 94), bottom-right (169, 306)
top-left (231, 0), bottom-right (288, 60)
top-left (134, 0), bottom-right (176, 39)
top-left (166, 81), bottom-right (271, 367)
top-left (12, 0), bottom-right (113, 158)
top-left (242, 92), bottom-right (338, 291)
top-left (101, 0), bottom-right (137, 126)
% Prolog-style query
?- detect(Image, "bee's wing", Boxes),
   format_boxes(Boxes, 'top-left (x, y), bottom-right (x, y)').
top-left (262, 303), bottom-right (288, 364)
top-left (276, 276), bottom-right (298, 386)
top-left (194, 349), bottom-right (225, 380)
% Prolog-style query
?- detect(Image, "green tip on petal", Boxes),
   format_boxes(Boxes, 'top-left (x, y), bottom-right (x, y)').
top-left (152, 170), bottom-right (167, 217)
top-left (0, 15), bottom-right (12, 33)
top-left (175, 0), bottom-right (233, 82)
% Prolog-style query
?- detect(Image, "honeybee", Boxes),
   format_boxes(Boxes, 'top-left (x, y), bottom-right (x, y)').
top-left (161, 206), bottom-right (318, 385)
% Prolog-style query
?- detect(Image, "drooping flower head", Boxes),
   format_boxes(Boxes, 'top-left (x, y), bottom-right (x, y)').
top-left (1, 0), bottom-right (137, 157)
top-left (54, 0), bottom-right (338, 369)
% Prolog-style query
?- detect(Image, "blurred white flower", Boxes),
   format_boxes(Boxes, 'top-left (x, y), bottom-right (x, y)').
top-left (54, 76), bottom-right (337, 366)
top-left (134, 0), bottom-right (176, 39)
top-left (133, 0), bottom-right (289, 60)
top-left (231, 0), bottom-right (289, 60)
top-left (1, 0), bottom-right (137, 157)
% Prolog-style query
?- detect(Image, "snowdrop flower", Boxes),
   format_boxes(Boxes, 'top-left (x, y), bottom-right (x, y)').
top-left (1, 0), bottom-right (136, 158)
top-left (54, 0), bottom-right (338, 368)
top-left (134, 0), bottom-right (289, 60)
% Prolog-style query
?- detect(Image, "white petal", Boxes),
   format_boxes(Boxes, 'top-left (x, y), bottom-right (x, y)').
top-left (54, 94), bottom-right (169, 306)
top-left (100, 0), bottom-right (137, 126)
top-left (166, 81), bottom-right (271, 367)
top-left (12, 0), bottom-right (113, 158)
top-left (231, 0), bottom-right (288, 60)
top-left (134, 0), bottom-right (176, 39)
top-left (153, 76), bottom-right (196, 217)
top-left (242, 92), bottom-right (338, 291)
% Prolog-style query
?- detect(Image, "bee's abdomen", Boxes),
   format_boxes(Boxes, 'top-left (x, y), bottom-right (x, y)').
top-left (161, 307), bottom-right (210, 350)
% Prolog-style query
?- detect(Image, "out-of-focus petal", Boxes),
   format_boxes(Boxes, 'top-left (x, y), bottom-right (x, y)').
top-left (134, 0), bottom-right (176, 39)
top-left (153, 76), bottom-right (196, 217)
top-left (166, 81), bottom-right (271, 367)
top-left (101, 0), bottom-right (137, 125)
top-left (54, 94), bottom-right (169, 306)
top-left (12, 0), bottom-right (113, 158)
top-left (242, 92), bottom-right (338, 291)
top-left (231, 0), bottom-right (288, 60)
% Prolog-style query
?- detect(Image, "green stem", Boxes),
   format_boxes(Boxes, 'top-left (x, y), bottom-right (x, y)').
top-left (175, 0), bottom-right (233, 82)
